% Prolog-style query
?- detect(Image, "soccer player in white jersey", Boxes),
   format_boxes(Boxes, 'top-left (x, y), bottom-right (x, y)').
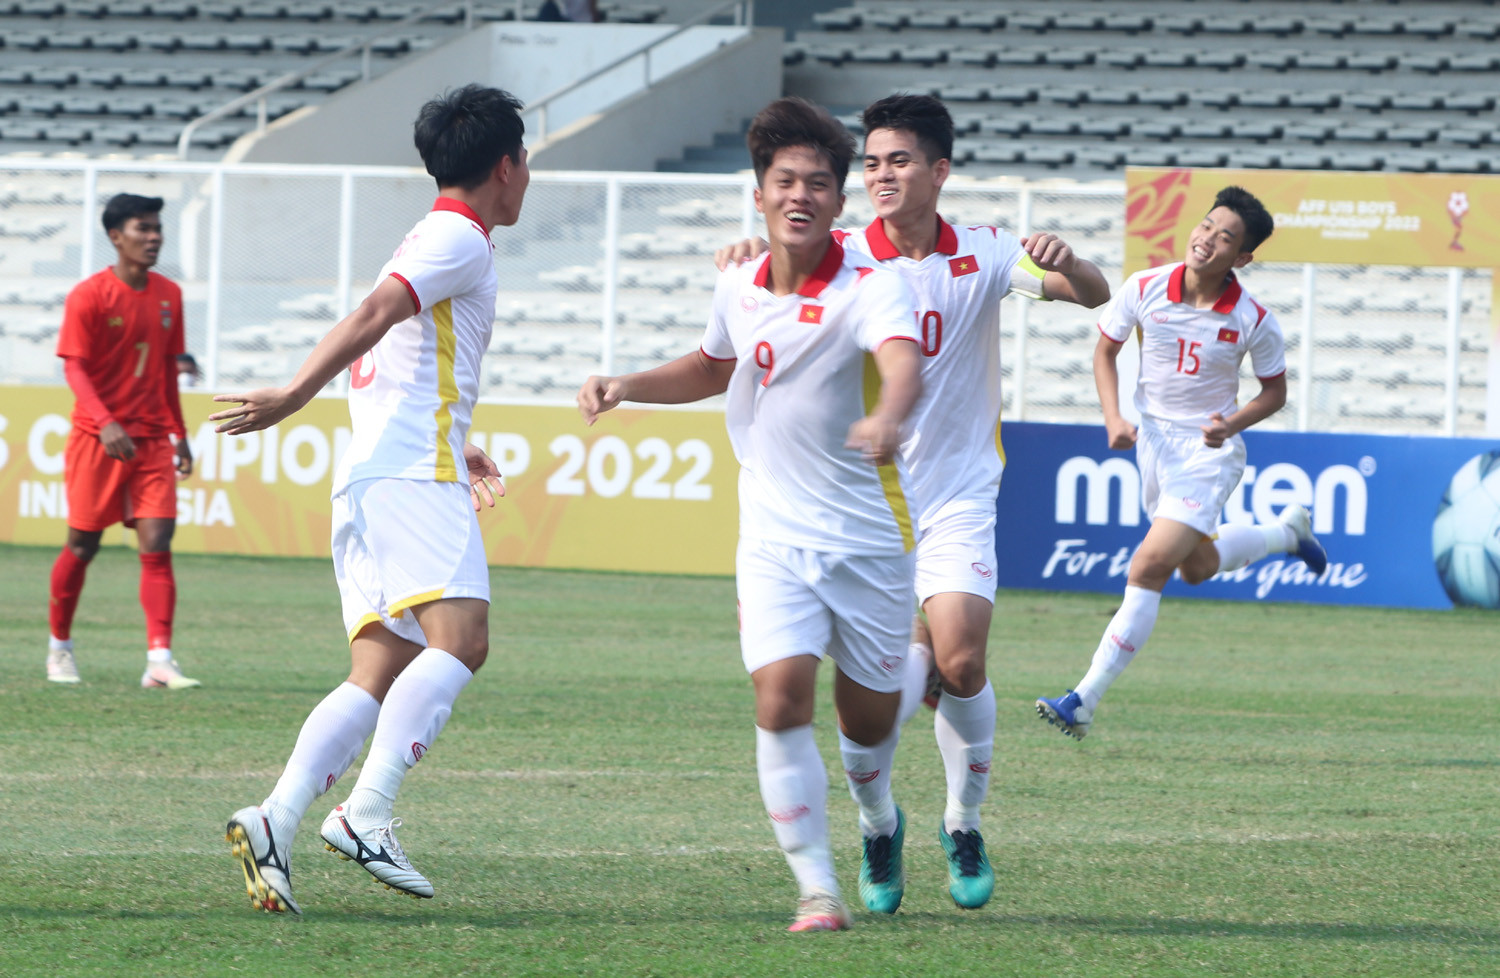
top-left (718, 93), bottom-right (1110, 909)
top-left (209, 85), bottom-right (529, 914)
top-left (1035, 187), bottom-right (1327, 741)
top-left (577, 97), bottom-right (924, 933)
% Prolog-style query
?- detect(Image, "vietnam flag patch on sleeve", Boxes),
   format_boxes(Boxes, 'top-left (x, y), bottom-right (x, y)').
top-left (949, 255), bottom-right (979, 277)
top-left (1217, 327), bottom-right (1240, 343)
top-left (799, 304), bottom-right (823, 324)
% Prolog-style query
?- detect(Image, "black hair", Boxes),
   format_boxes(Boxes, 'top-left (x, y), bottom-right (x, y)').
top-left (860, 93), bottom-right (954, 164)
top-left (413, 84), bottom-right (526, 190)
top-left (176, 353), bottom-right (199, 369)
top-left (102, 193), bottom-right (164, 232)
top-left (746, 96), bottom-right (855, 188)
top-left (1212, 186), bottom-right (1275, 253)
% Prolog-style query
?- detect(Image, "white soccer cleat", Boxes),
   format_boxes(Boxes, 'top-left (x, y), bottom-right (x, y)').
top-left (320, 804), bottom-right (434, 898)
top-left (226, 805), bottom-right (301, 914)
top-left (46, 647), bottom-right (81, 684)
top-left (141, 658), bottom-right (202, 689)
top-left (1279, 504), bottom-right (1328, 576)
top-left (788, 890), bottom-right (852, 932)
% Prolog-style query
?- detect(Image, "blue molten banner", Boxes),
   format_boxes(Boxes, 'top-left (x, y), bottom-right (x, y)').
top-left (993, 422), bottom-right (1500, 610)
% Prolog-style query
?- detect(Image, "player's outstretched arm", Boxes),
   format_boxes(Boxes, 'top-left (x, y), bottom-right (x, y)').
top-left (1202, 374), bottom-right (1287, 448)
top-left (846, 338), bottom-right (922, 465)
top-left (713, 236), bottom-right (769, 271)
top-left (1092, 333), bottom-right (1137, 450)
top-left (578, 350), bottom-right (734, 426)
top-left (209, 277), bottom-right (415, 434)
top-left (1022, 232), bottom-right (1110, 308)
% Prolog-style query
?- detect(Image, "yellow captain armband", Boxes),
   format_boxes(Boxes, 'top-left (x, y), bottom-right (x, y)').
top-left (1012, 253), bottom-right (1051, 301)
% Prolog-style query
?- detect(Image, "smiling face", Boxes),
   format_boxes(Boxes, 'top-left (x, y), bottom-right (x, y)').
top-left (862, 127), bottom-right (947, 227)
top-left (754, 144), bottom-right (844, 252)
top-left (108, 213), bottom-right (163, 269)
top-left (1186, 206), bottom-right (1253, 278)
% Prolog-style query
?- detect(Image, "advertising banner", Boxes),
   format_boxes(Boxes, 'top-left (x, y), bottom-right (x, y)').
top-left (995, 421), bottom-right (1500, 610)
top-left (0, 387), bottom-right (739, 576)
top-left (1125, 167), bottom-right (1500, 273)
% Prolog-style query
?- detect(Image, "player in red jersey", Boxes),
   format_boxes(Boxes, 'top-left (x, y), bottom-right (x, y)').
top-left (47, 193), bottom-right (198, 689)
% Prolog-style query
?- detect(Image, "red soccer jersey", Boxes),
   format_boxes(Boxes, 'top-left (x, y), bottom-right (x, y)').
top-left (56, 268), bottom-right (186, 438)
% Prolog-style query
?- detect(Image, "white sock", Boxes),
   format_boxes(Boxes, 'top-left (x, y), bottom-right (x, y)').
top-left (147, 646), bottom-right (172, 664)
top-left (934, 680), bottom-right (995, 833)
top-left (344, 648), bottom-right (472, 823)
top-left (897, 640), bottom-right (932, 727)
top-left (263, 682), bottom-right (380, 837)
top-left (756, 725), bottom-right (837, 898)
top-left (837, 728), bottom-right (900, 838)
top-left (1214, 522), bottom-right (1292, 573)
top-left (49, 636), bottom-right (73, 652)
top-left (1075, 585), bottom-right (1161, 712)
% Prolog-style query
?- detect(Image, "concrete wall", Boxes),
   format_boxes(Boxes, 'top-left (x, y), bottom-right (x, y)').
top-left (236, 23), bottom-right (770, 170)
top-left (529, 27), bottom-right (782, 172)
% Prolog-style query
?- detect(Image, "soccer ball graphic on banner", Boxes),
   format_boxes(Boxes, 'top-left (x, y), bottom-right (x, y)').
top-left (1432, 450), bottom-right (1500, 609)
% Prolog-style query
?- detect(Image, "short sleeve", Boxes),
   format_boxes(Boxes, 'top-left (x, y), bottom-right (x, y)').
top-left (386, 223), bottom-right (488, 313)
top-left (165, 280), bottom-right (186, 357)
top-left (984, 229), bottom-right (1046, 301)
top-left (1097, 274), bottom-right (1142, 343)
top-left (853, 265), bottom-right (920, 352)
top-left (1248, 307), bottom-right (1287, 379)
top-left (699, 264), bottom-right (737, 361)
top-left (56, 281), bottom-right (98, 359)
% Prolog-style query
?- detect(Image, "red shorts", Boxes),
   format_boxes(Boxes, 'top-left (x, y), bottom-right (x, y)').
top-left (64, 429), bottom-right (178, 532)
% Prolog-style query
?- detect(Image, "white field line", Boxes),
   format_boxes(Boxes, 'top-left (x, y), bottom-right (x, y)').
top-left (0, 767), bottom-right (735, 784)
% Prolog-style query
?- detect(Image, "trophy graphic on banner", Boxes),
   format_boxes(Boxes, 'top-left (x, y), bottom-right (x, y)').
top-left (1447, 190), bottom-right (1469, 251)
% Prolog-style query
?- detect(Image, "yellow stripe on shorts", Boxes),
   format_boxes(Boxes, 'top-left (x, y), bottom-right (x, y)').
top-left (433, 298), bottom-right (459, 482)
top-left (388, 587), bottom-right (448, 617)
top-left (862, 352), bottom-right (916, 552)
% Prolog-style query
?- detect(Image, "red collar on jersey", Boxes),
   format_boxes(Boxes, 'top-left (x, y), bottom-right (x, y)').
top-left (432, 196), bottom-right (487, 229)
top-left (751, 236), bottom-right (845, 298)
top-left (1166, 263), bottom-right (1242, 314)
top-left (863, 216), bottom-right (959, 260)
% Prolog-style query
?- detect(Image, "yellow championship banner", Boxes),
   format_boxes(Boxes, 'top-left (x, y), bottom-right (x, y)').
top-left (1125, 168), bottom-right (1500, 273)
top-left (0, 388), bottom-right (739, 576)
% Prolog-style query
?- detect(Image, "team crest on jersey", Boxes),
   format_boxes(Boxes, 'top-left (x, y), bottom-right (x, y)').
top-left (799, 304), bottom-right (823, 324)
top-left (948, 255), bottom-right (979, 277)
top-left (1151, 311), bottom-right (1169, 323)
top-left (107, 316), bottom-right (124, 328)
top-left (741, 296), bottom-right (758, 312)
top-left (1217, 327), bottom-right (1239, 343)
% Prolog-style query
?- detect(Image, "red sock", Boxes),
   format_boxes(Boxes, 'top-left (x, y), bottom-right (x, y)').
top-left (49, 548), bottom-right (89, 641)
top-left (139, 551), bottom-right (176, 651)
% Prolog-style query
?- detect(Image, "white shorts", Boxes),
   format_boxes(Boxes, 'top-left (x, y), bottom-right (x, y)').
top-left (914, 503), bottom-right (998, 605)
top-left (331, 477), bottom-right (490, 645)
top-left (736, 537), bottom-right (914, 694)
top-left (1136, 422), bottom-right (1247, 536)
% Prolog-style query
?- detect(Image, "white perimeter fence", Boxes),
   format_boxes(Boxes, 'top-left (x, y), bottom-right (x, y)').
top-left (0, 159), bottom-right (1490, 436)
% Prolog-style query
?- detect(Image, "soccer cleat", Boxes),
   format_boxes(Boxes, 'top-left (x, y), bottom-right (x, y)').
top-left (1036, 689), bottom-right (1093, 740)
top-left (939, 823), bottom-right (995, 909)
top-left (1280, 503), bottom-right (1328, 576)
top-left (788, 890), bottom-right (852, 932)
top-left (320, 804), bottom-right (434, 898)
top-left (857, 806), bottom-right (906, 913)
top-left (141, 658), bottom-right (201, 689)
top-left (226, 806), bottom-right (301, 915)
top-left (46, 648), bottom-right (81, 684)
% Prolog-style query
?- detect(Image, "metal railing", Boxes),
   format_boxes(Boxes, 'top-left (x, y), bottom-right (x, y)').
top-left (175, 2), bottom-right (479, 160)
top-left (525, 0), bottom-right (755, 144)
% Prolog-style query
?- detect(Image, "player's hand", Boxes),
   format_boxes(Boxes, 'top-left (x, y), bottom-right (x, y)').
top-left (209, 388), bottom-right (300, 434)
top-left (846, 415), bottom-right (902, 466)
top-left (174, 438), bottom-right (194, 480)
top-left (464, 442), bottom-right (505, 511)
top-left (577, 375), bottom-right (627, 426)
top-left (713, 237), bottom-right (769, 271)
top-left (1020, 232), bottom-right (1079, 275)
top-left (99, 421), bottom-right (136, 461)
top-left (1201, 412), bottom-right (1232, 449)
top-left (1105, 416), bottom-right (1138, 450)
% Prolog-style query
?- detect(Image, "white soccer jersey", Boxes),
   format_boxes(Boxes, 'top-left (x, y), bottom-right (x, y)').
top-left (701, 237), bottom-right (921, 556)
top-left (837, 218), bottom-right (1045, 524)
top-left (334, 198), bottom-right (498, 492)
top-left (1101, 262), bottom-right (1285, 428)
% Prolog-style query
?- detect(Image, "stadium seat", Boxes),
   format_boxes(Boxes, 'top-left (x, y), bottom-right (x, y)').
top-left (810, 7), bottom-right (860, 30)
top-left (1195, 50), bottom-right (1244, 69)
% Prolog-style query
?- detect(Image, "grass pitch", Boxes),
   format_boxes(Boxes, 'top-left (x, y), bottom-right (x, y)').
top-left (1, 542), bottom-right (1497, 977)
